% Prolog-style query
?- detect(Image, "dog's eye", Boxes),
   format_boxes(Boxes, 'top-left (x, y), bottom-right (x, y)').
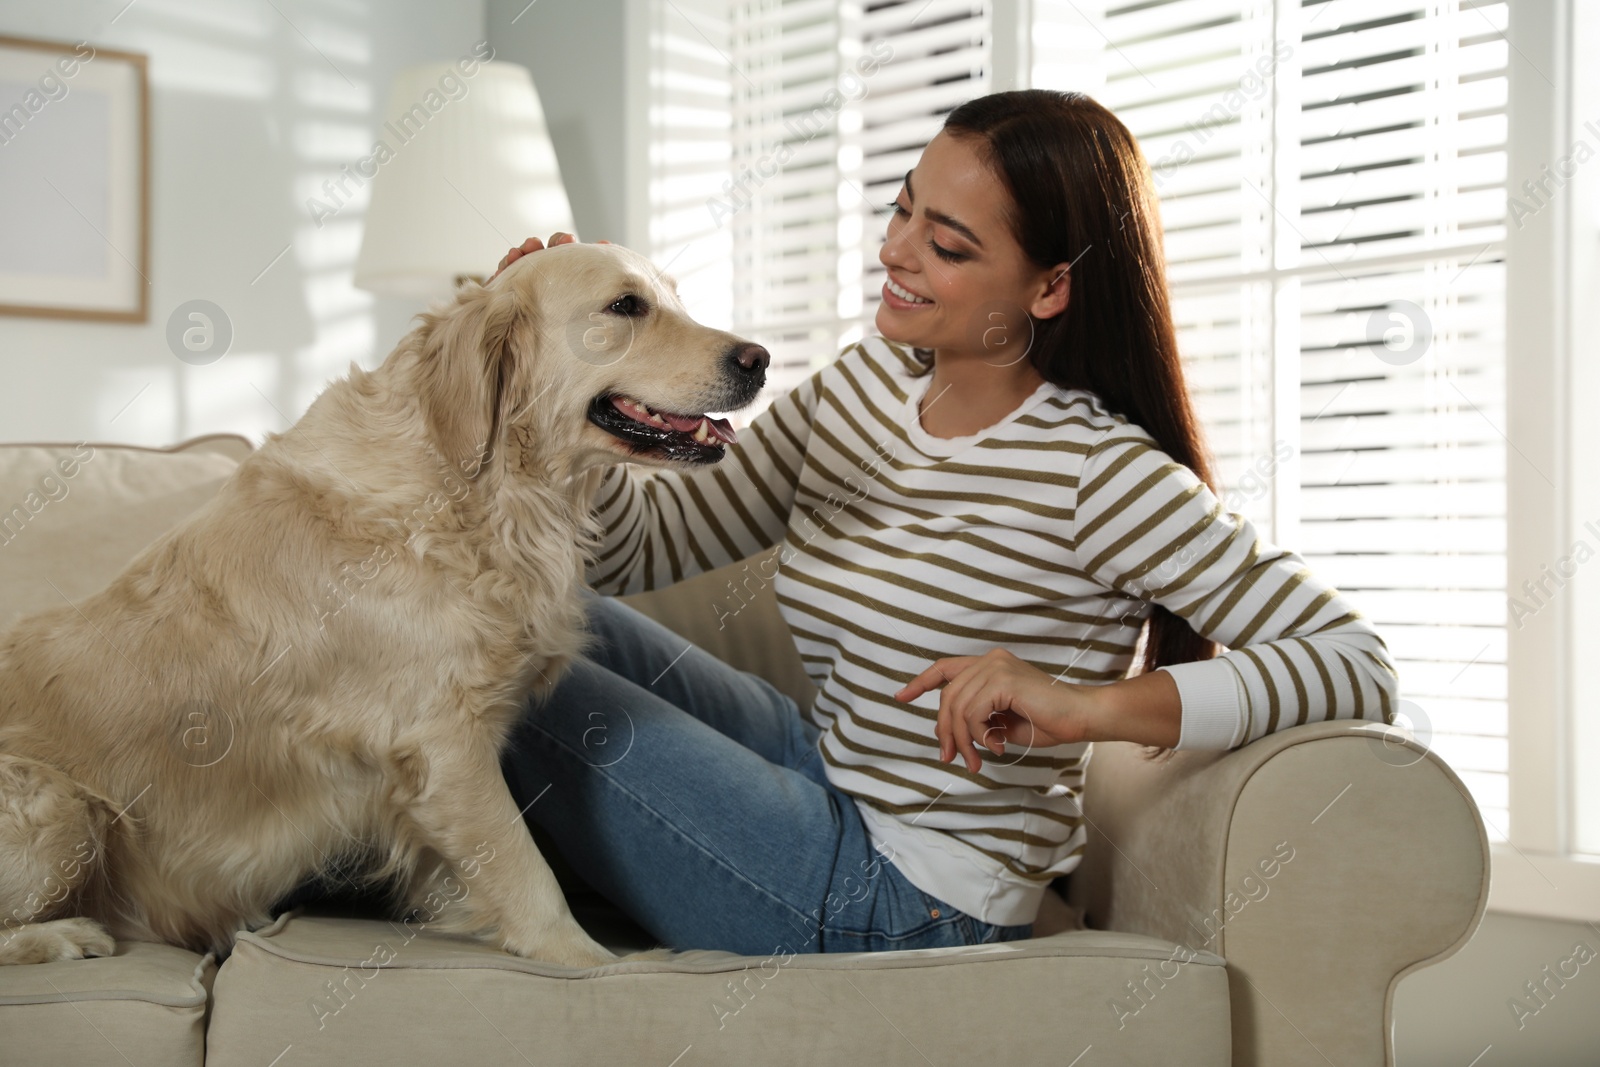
top-left (608, 294), bottom-right (647, 317)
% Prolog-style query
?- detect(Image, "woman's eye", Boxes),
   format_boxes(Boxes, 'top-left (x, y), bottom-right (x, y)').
top-left (884, 197), bottom-right (964, 261)
top-left (608, 294), bottom-right (646, 316)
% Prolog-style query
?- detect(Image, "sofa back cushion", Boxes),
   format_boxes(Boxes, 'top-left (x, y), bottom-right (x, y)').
top-left (0, 433), bottom-right (819, 712)
top-left (0, 435), bottom-right (252, 629)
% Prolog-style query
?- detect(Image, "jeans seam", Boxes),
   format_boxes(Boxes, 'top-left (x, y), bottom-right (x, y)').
top-left (518, 718), bottom-right (819, 931)
top-left (826, 915), bottom-right (966, 945)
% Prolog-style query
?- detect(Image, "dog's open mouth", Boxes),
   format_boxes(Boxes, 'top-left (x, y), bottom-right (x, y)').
top-left (587, 394), bottom-right (738, 463)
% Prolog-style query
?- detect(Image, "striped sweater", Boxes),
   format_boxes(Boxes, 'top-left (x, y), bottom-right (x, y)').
top-left (585, 336), bottom-right (1399, 927)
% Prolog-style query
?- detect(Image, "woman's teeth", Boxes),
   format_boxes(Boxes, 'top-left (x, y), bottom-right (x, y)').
top-left (886, 278), bottom-right (931, 304)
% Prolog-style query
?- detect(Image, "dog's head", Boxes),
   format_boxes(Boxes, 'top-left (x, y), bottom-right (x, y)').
top-left (411, 242), bottom-right (768, 481)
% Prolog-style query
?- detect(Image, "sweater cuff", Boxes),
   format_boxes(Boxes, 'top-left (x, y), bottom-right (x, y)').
top-left (1158, 659), bottom-right (1248, 750)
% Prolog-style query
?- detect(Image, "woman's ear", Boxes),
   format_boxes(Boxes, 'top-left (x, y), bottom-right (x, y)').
top-left (1030, 262), bottom-right (1072, 321)
top-left (417, 280), bottom-right (534, 480)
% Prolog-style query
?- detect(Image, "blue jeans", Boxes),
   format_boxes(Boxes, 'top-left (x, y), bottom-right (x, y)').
top-left (498, 590), bottom-right (1034, 956)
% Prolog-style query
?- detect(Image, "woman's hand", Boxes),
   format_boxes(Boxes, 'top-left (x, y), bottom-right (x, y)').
top-left (895, 648), bottom-right (1102, 773)
top-left (490, 232), bottom-right (611, 281)
top-left (897, 651), bottom-right (1186, 765)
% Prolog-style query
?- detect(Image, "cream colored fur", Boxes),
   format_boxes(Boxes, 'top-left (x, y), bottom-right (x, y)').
top-left (0, 243), bottom-right (761, 968)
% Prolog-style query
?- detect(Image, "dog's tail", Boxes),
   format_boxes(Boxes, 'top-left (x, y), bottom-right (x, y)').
top-left (0, 754), bottom-right (118, 965)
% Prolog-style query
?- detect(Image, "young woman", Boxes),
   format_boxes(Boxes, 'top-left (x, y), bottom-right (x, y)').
top-left (493, 89), bottom-right (1398, 957)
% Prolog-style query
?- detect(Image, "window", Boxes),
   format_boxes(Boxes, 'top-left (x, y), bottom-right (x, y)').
top-left (641, 0), bottom-right (736, 340)
top-left (635, 0), bottom-right (1598, 914)
top-left (643, 0), bottom-right (989, 413)
top-left (1030, 0), bottom-right (1513, 839)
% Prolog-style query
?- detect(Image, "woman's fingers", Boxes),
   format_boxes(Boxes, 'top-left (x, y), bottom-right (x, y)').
top-left (492, 237), bottom-right (549, 280)
top-left (901, 656), bottom-right (988, 771)
top-left (490, 233), bottom-right (593, 280)
top-left (971, 707), bottom-right (1002, 757)
top-left (509, 236), bottom-right (547, 263)
top-left (922, 652), bottom-right (1079, 770)
top-left (895, 656), bottom-right (974, 702)
top-left (951, 701), bottom-right (980, 772)
top-left (946, 662), bottom-right (1035, 770)
top-left (937, 692), bottom-right (977, 768)
top-left (935, 699), bottom-right (953, 763)
top-left (941, 668), bottom-right (985, 773)
top-left (976, 708), bottom-right (1017, 755)
top-left (497, 233), bottom-right (607, 279)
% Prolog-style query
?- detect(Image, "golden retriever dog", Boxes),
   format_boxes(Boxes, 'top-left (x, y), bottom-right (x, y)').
top-left (0, 242), bottom-right (767, 968)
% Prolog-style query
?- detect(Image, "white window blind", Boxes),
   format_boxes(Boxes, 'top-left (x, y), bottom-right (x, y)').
top-left (853, 0), bottom-right (991, 335)
top-left (646, 0), bottom-right (991, 416)
top-left (725, 0), bottom-right (850, 404)
top-left (644, 0), bottom-right (736, 335)
top-left (1036, 0), bottom-right (1511, 836)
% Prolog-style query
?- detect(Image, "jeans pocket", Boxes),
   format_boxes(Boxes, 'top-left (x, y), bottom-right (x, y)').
top-left (819, 887), bottom-right (960, 953)
top-left (895, 890), bottom-right (972, 947)
top-left (912, 891), bottom-right (1035, 948)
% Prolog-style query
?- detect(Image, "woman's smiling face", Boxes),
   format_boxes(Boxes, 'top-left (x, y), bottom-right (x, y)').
top-left (875, 129), bottom-right (1069, 357)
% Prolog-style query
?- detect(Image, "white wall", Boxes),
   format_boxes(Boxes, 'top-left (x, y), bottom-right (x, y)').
top-left (0, 0), bottom-right (486, 447)
top-left (485, 0), bottom-right (629, 245)
top-left (1395, 911), bottom-right (1600, 1067)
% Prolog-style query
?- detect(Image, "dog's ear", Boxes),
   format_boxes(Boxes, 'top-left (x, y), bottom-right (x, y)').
top-left (416, 279), bottom-right (534, 479)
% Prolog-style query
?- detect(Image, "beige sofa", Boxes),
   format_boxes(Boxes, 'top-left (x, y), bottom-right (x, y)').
top-left (0, 435), bottom-right (1490, 1066)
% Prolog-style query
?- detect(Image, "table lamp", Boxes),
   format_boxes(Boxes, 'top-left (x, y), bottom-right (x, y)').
top-left (353, 60), bottom-right (574, 299)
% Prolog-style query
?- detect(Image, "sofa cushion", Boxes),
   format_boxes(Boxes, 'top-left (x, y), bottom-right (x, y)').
top-left (0, 941), bottom-right (215, 1067)
top-left (202, 911), bottom-right (1230, 1065)
top-left (0, 436), bottom-right (245, 1065)
top-left (0, 435), bottom-right (252, 628)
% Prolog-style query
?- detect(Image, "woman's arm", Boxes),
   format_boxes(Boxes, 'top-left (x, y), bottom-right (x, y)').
top-left (901, 427), bottom-right (1398, 767)
top-left (896, 646), bottom-right (1183, 772)
top-left (1071, 428), bottom-right (1399, 748)
top-left (584, 370), bottom-right (823, 595)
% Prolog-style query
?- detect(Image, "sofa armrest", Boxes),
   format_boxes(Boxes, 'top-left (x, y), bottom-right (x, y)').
top-left (1066, 721), bottom-right (1490, 1067)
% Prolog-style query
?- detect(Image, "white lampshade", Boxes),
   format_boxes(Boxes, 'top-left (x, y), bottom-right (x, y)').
top-left (353, 61), bottom-right (574, 299)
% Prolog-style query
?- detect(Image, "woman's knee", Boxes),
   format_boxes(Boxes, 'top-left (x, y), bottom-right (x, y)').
top-left (514, 656), bottom-right (619, 747)
top-left (578, 591), bottom-right (678, 670)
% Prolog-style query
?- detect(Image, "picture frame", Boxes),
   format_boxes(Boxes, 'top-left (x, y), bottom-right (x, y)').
top-left (0, 34), bottom-right (149, 323)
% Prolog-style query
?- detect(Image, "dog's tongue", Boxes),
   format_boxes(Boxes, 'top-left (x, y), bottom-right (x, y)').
top-left (708, 417), bottom-right (737, 444)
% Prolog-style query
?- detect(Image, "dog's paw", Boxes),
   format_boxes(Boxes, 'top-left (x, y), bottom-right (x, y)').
top-left (517, 930), bottom-right (618, 969)
top-left (37, 917), bottom-right (115, 960)
top-left (550, 940), bottom-right (620, 969)
top-left (0, 918), bottom-right (116, 965)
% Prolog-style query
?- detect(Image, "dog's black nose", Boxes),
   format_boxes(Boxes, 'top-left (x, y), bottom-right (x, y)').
top-left (730, 343), bottom-right (770, 375)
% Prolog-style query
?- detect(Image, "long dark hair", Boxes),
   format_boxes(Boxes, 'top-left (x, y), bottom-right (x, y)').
top-left (930, 90), bottom-right (1219, 754)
